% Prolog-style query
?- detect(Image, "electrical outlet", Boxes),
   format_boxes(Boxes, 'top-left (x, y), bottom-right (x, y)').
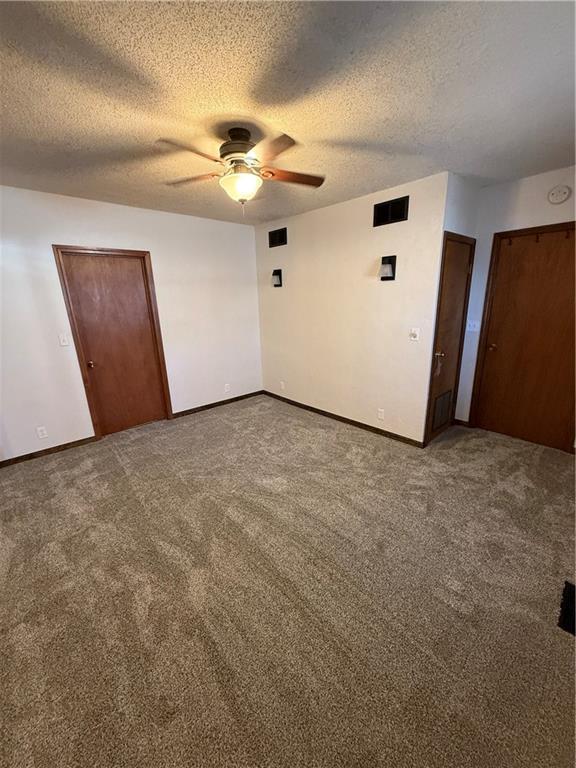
top-left (377, 408), bottom-right (385, 421)
top-left (409, 327), bottom-right (421, 341)
top-left (36, 426), bottom-right (48, 439)
top-left (279, 380), bottom-right (285, 391)
top-left (58, 333), bottom-right (70, 347)
top-left (224, 383), bottom-right (231, 394)
top-left (466, 320), bottom-right (480, 333)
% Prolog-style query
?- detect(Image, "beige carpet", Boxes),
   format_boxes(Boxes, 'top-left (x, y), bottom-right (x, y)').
top-left (1, 395), bottom-right (574, 768)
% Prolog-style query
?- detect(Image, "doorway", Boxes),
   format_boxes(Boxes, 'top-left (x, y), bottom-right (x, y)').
top-left (470, 222), bottom-right (575, 453)
top-left (425, 231), bottom-right (475, 445)
top-left (54, 245), bottom-right (172, 437)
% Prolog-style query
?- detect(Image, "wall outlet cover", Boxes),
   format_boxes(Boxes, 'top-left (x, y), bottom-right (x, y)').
top-left (279, 380), bottom-right (286, 391)
top-left (466, 320), bottom-right (481, 333)
top-left (224, 383), bottom-right (231, 393)
top-left (377, 408), bottom-right (385, 421)
top-left (408, 328), bottom-right (420, 341)
top-left (36, 426), bottom-right (48, 439)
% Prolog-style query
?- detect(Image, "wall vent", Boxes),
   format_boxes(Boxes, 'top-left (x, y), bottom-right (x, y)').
top-left (268, 228), bottom-right (288, 248)
top-left (432, 390), bottom-right (452, 431)
top-left (373, 196), bottom-right (409, 227)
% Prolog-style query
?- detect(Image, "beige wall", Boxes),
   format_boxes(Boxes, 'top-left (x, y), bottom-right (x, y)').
top-left (0, 186), bottom-right (262, 461)
top-left (256, 173), bottom-right (449, 443)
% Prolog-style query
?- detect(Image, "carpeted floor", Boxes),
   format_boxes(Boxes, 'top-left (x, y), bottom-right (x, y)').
top-left (1, 395), bottom-right (574, 768)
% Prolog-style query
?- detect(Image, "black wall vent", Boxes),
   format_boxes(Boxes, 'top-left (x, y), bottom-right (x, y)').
top-left (268, 227), bottom-right (288, 248)
top-left (373, 196), bottom-right (409, 227)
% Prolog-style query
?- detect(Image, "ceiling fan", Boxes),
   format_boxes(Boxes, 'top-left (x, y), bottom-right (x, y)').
top-left (158, 128), bottom-right (325, 204)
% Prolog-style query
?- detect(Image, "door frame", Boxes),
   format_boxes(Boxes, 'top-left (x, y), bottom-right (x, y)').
top-left (423, 231), bottom-right (476, 446)
top-left (469, 221), bottom-right (575, 427)
top-left (53, 244), bottom-right (173, 438)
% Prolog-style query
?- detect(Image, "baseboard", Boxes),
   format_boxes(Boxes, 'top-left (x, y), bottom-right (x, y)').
top-left (1, 392), bottom-right (265, 469)
top-left (0, 436), bottom-right (98, 469)
top-left (172, 390), bottom-right (265, 418)
top-left (1, 389), bottom-right (419, 468)
top-left (263, 391), bottom-right (424, 448)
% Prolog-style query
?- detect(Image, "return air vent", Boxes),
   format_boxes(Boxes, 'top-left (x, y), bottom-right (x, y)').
top-left (432, 390), bottom-right (452, 431)
top-left (373, 196), bottom-right (409, 227)
top-left (268, 227), bottom-right (288, 248)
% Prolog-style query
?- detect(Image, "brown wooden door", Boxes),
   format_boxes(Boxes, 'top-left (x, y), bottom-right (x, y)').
top-left (425, 232), bottom-right (475, 444)
top-left (471, 223), bottom-right (575, 452)
top-left (54, 246), bottom-right (171, 436)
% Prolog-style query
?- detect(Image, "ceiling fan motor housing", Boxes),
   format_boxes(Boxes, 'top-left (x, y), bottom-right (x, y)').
top-left (219, 127), bottom-right (256, 160)
top-left (162, 126), bottom-right (324, 191)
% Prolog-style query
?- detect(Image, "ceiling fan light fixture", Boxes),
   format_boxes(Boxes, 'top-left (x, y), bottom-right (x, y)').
top-left (219, 164), bottom-right (262, 203)
top-left (162, 127), bottom-right (324, 197)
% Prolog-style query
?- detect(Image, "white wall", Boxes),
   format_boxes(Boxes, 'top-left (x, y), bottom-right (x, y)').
top-left (0, 186), bottom-right (262, 460)
top-left (453, 166), bottom-right (575, 420)
top-left (3, 166), bottom-right (572, 459)
top-left (444, 172), bottom-right (481, 239)
top-left (255, 173), bottom-right (449, 443)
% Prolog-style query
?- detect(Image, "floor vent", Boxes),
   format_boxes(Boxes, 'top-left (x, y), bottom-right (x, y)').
top-left (558, 581), bottom-right (575, 635)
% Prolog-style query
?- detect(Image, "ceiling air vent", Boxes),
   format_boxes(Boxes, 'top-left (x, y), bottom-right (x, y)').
top-left (268, 227), bottom-right (288, 248)
top-left (373, 196), bottom-right (409, 227)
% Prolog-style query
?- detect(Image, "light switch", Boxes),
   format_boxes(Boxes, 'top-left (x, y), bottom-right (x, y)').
top-left (409, 328), bottom-right (420, 341)
top-left (58, 333), bottom-right (70, 346)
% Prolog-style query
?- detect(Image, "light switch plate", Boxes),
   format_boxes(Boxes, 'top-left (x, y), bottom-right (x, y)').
top-left (409, 328), bottom-right (420, 341)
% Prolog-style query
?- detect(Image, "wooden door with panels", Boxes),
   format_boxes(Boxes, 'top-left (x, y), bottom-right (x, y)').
top-left (425, 232), bottom-right (476, 445)
top-left (470, 223), bottom-right (575, 453)
top-left (54, 245), bottom-right (172, 437)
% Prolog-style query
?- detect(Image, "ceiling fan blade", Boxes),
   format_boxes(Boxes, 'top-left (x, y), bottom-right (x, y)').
top-left (261, 167), bottom-right (325, 187)
top-left (248, 133), bottom-right (295, 162)
top-left (157, 138), bottom-right (222, 165)
top-left (165, 173), bottom-right (221, 187)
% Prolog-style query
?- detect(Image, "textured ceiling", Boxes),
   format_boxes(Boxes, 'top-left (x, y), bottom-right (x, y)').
top-left (1, 1), bottom-right (574, 224)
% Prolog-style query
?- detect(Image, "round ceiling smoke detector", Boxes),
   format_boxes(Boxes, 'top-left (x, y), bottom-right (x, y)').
top-left (547, 184), bottom-right (572, 205)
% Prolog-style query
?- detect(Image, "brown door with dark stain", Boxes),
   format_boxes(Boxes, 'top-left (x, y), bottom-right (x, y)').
top-left (55, 246), bottom-right (170, 436)
top-left (471, 224), bottom-right (575, 452)
top-left (425, 232), bottom-right (475, 444)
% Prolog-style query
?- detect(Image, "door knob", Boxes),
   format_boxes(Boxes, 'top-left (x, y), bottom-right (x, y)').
top-left (87, 360), bottom-right (94, 368)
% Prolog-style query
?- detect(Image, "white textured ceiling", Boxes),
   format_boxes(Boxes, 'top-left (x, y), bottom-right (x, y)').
top-left (1, 1), bottom-right (574, 224)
